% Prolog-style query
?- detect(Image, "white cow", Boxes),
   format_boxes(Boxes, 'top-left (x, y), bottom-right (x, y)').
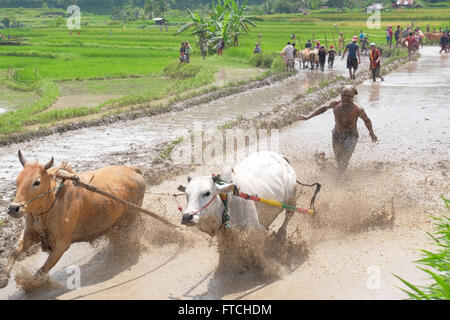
top-left (177, 151), bottom-right (304, 239)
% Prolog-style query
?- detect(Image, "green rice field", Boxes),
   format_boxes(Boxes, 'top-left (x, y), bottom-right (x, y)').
top-left (0, 6), bottom-right (448, 138)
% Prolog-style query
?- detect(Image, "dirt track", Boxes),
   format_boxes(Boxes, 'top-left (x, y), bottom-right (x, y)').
top-left (0, 47), bottom-right (448, 300)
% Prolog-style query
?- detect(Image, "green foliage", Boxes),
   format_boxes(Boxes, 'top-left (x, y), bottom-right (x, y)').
top-left (394, 196), bottom-right (450, 300)
top-left (163, 62), bottom-right (201, 79)
top-left (0, 79), bottom-right (59, 134)
top-left (1, 16), bottom-right (10, 27)
top-left (270, 55), bottom-right (285, 72)
top-left (249, 52), bottom-right (274, 68)
top-left (176, 0), bottom-right (261, 48)
top-left (55, 15), bottom-right (63, 27)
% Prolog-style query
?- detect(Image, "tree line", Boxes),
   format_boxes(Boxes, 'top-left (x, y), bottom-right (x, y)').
top-left (0, 0), bottom-right (262, 10)
top-left (0, 0), bottom-right (406, 13)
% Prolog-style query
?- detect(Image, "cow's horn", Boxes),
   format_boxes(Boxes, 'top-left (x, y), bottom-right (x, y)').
top-left (18, 150), bottom-right (28, 167)
top-left (44, 157), bottom-right (54, 170)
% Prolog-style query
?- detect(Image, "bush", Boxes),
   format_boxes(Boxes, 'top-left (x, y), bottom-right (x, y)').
top-left (250, 53), bottom-right (274, 68)
top-left (249, 53), bottom-right (264, 67)
top-left (163, 63), bottom-right (202, 80)
top-left (271, 55), bottom-right (286, 72)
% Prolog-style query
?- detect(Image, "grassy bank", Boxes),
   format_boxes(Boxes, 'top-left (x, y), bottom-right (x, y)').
top-left (0, 79), bottom-right (58, 134)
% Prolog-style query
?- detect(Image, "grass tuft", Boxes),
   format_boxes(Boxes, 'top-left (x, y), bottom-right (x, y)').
top-left (394, 195), bottom-right (450, 300)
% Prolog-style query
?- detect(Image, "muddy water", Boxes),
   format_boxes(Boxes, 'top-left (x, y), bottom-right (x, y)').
top-left (0, 58), bottom-right (363, 217)
top-left (282, 47), bottom-right (450, 165)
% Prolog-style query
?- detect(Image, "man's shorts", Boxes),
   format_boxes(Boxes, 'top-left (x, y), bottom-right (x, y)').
top-left (332, 130), bottom-right (359, 166)
top-left (347, 57), bottom-right (358, 70)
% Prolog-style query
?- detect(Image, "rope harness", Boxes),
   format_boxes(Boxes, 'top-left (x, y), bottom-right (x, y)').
top-left (173, 190), bottom-right (231, 229)
top-left (14, 166), bottom-right (319, 233)
top-left (174, 174), bottom-right (321, 230)
top-left (16, 179), bottom-right (65, 217)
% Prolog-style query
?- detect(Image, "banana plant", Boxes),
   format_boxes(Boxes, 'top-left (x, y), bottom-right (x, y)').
top-left (228, 0), bottom-right (262, 46)
top-left (175, 8), bottom-right (213, 45)
top-left (175, 0), bottom-right (262, 49)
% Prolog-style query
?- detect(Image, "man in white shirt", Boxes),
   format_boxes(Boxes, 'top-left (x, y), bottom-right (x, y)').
top-left (281, 41), bottom-right (295, 71)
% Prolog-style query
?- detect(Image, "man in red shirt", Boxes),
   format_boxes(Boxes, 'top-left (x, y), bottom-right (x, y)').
top-left (406, 32), bottom-right (417, 59)
top-left (369, 43), bottom-right (384, 82)
top-left (388, 25), bottom-right (394, 48)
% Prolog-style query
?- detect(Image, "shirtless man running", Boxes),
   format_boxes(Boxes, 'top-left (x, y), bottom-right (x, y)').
top-left (299, 85), bottom-right (378, 171)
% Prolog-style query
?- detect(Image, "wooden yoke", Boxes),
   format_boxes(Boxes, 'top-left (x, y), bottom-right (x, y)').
top-left (55, 168), bottom-right (76, 181)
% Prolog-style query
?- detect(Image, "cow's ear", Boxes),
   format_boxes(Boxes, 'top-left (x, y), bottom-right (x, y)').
top-left (216, 183), bottom-right (235, 194)
top-left (177, 185), bottom-right (186, 192)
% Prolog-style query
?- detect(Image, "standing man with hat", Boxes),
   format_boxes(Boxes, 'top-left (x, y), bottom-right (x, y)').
top-left (280, 41), bottom-right (295, 72)
top-left (342, 35), bottom-right (361, 80)
top-left (369, 43), bottom-right (384, 82)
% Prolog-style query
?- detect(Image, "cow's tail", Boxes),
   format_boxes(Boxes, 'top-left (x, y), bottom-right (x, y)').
top-left (297, 180), bottom-right (321, 211)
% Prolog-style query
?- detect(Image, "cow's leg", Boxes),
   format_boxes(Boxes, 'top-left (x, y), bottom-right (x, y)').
top-left (35, 242), bottom-right (70, 281)
top-left (277, 209), bottom-right (294, 241)
top-left (277, 192), bottom-right (297, 241)
top-left (0, 230), bottom-right (37, 288)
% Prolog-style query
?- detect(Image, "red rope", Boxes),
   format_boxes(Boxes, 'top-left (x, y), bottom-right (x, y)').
top-left (173, 193), bottom-right (217, 216)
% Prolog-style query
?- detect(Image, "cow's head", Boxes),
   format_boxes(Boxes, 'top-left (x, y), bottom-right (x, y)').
top-left (8, 150), bottom-right (54, 219)
top-left (177, 175), bottom-right (235, 236)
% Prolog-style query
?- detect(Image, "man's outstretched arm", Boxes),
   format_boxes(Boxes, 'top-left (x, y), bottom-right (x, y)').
top-left (299, 101), bottom-right (338, 120)
top-left (358, 107), bottom-right (377, 142)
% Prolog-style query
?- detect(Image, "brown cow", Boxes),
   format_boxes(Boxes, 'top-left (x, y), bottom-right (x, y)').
top-left (0, 151), bottom-right (146, 289)
top-left (309, 48), bottom-right (319, 70)
top-left (424, 32), bottom-right (444, 42)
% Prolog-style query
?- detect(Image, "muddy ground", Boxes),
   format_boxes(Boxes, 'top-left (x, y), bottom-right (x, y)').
top-left (0, 47), bottom-right (448, 299)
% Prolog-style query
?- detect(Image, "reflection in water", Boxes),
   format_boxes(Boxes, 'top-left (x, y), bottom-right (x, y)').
top-left (368, 82), bottom-right (381, 103)
top-left (406, 59), bottom-right (418, 73)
